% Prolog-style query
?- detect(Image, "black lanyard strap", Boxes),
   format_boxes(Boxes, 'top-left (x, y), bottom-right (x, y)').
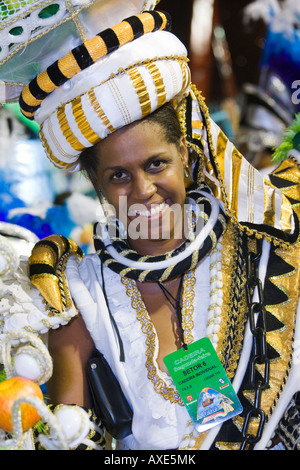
top-left (157, 275), bottom-right (188, 350)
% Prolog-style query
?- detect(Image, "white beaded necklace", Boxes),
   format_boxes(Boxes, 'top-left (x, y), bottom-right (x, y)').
top-left (206, 237), bottom-right (223, 350)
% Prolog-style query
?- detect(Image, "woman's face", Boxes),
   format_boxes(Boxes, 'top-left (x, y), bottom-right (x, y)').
top-left (93, 120), bottom-right (188, 255)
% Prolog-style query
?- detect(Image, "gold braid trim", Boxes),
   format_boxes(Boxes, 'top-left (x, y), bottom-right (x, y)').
top-left (216, 221), bottom-right (248, 379)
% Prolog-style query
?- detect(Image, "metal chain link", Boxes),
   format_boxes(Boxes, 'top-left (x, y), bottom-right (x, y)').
top-left (240, 237), bottom-right (270, 450)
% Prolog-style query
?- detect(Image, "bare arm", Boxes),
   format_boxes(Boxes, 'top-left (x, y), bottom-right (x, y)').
top-left (47, 314), bottom-right (95, 408)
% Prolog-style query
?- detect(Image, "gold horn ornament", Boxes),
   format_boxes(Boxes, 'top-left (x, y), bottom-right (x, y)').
top-left (29, 234), bottom-right (84, 312)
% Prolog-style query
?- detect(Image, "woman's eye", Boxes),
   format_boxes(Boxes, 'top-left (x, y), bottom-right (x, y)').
top-left (111, 170), bottom-right (127, 181)
top-left (148, 160), bottom-right (166, 171)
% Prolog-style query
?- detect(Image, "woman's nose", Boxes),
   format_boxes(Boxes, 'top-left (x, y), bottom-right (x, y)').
top-left (132, 171), bottom-right (156, 201)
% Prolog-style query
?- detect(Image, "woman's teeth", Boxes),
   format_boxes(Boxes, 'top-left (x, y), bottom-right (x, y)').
top-left (131, 201), bottom-right (167, 217)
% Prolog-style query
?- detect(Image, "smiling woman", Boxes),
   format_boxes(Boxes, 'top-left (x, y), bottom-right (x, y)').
top-left (80, 104), bottom-right (189, 254)
top-left (45, 81), bottom-right (299, 450)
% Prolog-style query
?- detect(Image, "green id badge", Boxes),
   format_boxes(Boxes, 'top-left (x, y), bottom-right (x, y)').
top-left (164, 337), bottom-right (243, 432)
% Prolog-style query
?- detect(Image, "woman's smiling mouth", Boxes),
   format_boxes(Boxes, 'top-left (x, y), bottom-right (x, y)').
top-left (128, 200), bottom-right (170, 219)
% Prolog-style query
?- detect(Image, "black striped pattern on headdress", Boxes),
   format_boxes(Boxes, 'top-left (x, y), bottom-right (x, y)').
top-left (19, 10), bottom-right (171, 120)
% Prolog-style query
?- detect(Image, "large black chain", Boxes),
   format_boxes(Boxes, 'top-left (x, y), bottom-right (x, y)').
top-left (240, 237), bottom-right (270, 450)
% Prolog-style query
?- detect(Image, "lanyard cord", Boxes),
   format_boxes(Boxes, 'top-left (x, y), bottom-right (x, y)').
top-left (100, 260), bottom-right (125, 362)
top-left (157, 275), bottom-right (188, 350)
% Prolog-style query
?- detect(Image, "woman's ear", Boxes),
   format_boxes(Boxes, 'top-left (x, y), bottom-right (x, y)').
top-left (179, 136), bottom-right (189, 168)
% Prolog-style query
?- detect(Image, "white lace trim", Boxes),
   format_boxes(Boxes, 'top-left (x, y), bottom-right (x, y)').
top-left (0, 257), bottom-right (78, 345)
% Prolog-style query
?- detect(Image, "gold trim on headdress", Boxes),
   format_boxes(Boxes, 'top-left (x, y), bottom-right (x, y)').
top-left (71, 96), bottom-right (100, 146)
top-left (39, 51), bottom-right (190, 171)
top-left (145, 62), bottom-right (167, 108)
top-left (127, 67), bottom-right (152, 118)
